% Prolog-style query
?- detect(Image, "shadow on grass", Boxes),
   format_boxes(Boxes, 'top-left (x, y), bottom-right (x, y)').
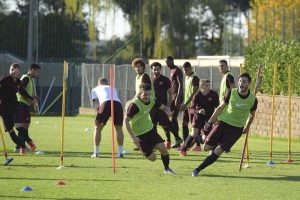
top-left (202, 174), bottom-right (300, 182)
top-left (0, 196), bottom-right (119, 200)
top-left (0, 176), bottom-right (122, 182)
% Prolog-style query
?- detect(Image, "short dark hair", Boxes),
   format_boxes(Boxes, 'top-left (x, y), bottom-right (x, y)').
top-left (150, 62), bottom-right (162, 69)
top-left (98, 77), bottom-right (108, 85)
top-left (183, 62), bottom-right (192, 69)
top-left (219, 60), bottom-right (228, 65)
top-left (29, 63), bottom-right (41, 70)
top-left (238, 72), bottom-right (252, 83)
top-left (132, 58), bottom-right (145, 70)
top-left (139, 83), bottom-right (152, 91)
top-left (166, 56), bottom-right (174, 61)
top-left (10, 63), bottom-right (20, 69)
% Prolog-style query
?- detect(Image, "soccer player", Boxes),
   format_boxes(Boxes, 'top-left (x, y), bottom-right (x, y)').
top-left (218, 60), bottom-right (235, 101)
top-left (180, 79), bottom-right (219, 157)
top-left (15, 64), bottom-right (41, 154)
top-left (132, 58), bottom-right (153, 96)
top-left (191, 73), bottom-right (258, 176)
top-left (90, 77), bottom-right (124, 158)
top-left (0, 63), bottom-right (36, 155)
top-left (165, 56), bottom-right (183, 148)
top-left (125, 83), bottom-right (175, 174)
top-left (150, 62), bottom-right (183, 149)
top-left (179, 62), bottom-right (199, 150)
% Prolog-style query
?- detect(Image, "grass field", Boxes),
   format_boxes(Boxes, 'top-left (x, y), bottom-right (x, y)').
top-left (0, 115), bottom-right (300, 200)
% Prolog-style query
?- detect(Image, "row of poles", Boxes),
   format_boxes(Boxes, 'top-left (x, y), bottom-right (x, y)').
top-left (239, 63), bottom-right (294, 171)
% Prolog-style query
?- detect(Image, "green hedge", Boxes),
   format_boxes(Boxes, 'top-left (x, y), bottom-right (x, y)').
top-left (244, 37), bottom-right (300, 96)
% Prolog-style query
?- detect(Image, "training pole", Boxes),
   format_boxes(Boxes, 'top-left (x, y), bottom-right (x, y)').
top-left (239, 64), bottom-right (262, 172)
top-left (0, 118), bottom-right (13, 165)
top-left (267, 63), bottom-right (277, 165)
top-left (240, 63), bottom-right (250, 168)
top-left (110, 65), bottom-right (116, 174)
top-left (284, 64), bottom-right (294, 164)
top-left (58, 61), bottom-right (68, 169)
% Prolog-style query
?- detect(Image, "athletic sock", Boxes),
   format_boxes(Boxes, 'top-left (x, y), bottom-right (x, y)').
top-left (168, 123), bottom-right (180, 139)
top-left (195, 152), bottom-right (219, 172)
top-left (9, 131), bottom-right (22, 147)
top-left (16, 127), bottom-right (27, 148)
top-left (163, 129), bottom-right (171, 141)
top-left (182, 135), bottom-right (194, 151)
top-left (195, 135), bottom-right (203, 145)
top-left (118, 145), bottom-right (123, 156)
top-left (182, 125), bottom-right (189, 142)
top-left (94, 145), bottom-right (100, 154)
top-left (161, 154), bottom-right (170, 170)
top-left (171, 118), bottom-right (179, 134)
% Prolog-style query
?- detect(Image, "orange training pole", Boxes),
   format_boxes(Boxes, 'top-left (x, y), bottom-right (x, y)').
top-left (110, 65), bottom-right (116, 173)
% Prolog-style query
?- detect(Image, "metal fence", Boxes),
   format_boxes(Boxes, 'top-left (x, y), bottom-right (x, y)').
top-left (80, 64), bottom-right (240, 109)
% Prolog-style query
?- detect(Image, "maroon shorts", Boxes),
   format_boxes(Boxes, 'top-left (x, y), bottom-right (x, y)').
top-left (205, 121), bottom-right (243, 152)
top-left (95, 101), bottom-right (123, 126)
top-left (192, 114), bottom-right (207, 129)
top-left (138, 128), bottom-right (164, 157)
top-left (14, 103), bottom-right (31, 124)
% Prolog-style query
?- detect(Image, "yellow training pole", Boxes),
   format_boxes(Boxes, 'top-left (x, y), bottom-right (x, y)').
top-left (58, 61), bottom-right (68, 169)
top-left (239, 64), bottom-right (250, 167)
top-left (0, 118), bottom-right (13, 165)
top-left (285, 64), bottom-right (294, 163)
top-left (267, 63), bottom-right (277, 165)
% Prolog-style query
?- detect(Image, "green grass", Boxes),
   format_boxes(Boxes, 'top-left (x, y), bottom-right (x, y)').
top-left (0, 115), bottom-right (300, 200)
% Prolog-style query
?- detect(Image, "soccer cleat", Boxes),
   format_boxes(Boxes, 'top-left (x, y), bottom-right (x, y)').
top-left (165, 141), bottom-right (171, 149)
top-left (192, 169), bottom-right (200, 177)
top-left (164, 168), bottom-right (176, 175)
top-left (176, 146), bottom-right (184, 151)
top-left (171, 138), bottom-right (183, 148)
top-left (118, 153), bottom-right (124, 158)
top-left (20, 148), bottom-right (26, 156)
top-left (91, 153), bottom-right (99, 158)
top-left (14, 148), bottom-right (20, 153)
top-left (28, 141), bottom-right (36, 152)
top-left (192, 145), bottom-right (202, 152)
top-left (179, 151), bottom-right (186, 157)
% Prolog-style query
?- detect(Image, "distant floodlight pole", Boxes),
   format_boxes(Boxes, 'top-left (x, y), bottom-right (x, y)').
top-left (58, 61), bottom-right (68, 169)
top-left (110, 65), bottom-right (116, 174)
top-left (267, 63), bottom-right (277, 165)
top-left (284, 64), bottom-right (294, 164)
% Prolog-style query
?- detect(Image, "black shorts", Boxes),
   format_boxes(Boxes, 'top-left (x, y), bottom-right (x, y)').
top-left (0, 112), bottom-right (14, 132)
top-left (95, 101), bottom-right (123, 126)
top-left (14, 103), bottom-right (31, 124)
top-left (192, 114), bottom-right (209, 130)
top-left (205, 121), bottom-right (243, 152)
top-left (137, 128), bottom-right (164, 157)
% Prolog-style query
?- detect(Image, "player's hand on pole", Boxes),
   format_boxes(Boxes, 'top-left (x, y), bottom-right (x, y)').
top-left (198, 109), bottom-right (206, 115)
top-left (204, 122), bottom-right (212, 132)
top-left (242, 127), bottom-right (250, 135)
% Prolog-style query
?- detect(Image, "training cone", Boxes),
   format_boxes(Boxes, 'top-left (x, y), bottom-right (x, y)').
top-left (55, 181), bottom-right (66, 185)
top-left (266, 161), bottom-right (276, 165)
top-left (35, 151), bottom-right (45, 155)
top-left (21, 186), bottom-right (33, 191)
top-left (4, 157), bottom-right (13, 166)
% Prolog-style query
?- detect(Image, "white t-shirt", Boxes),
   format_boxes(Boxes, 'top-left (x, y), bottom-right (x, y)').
top-left (91, 85), bottom-right (121, 105)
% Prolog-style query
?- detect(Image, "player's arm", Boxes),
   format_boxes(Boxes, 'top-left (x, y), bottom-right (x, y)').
top-left (158, 101), bottom-right (172, 116)
top-left (124, 103), bottom-right (141, 148)
top-left (181, 76), bottom-right (199, 110)
top-left (243, 98), bottom-right (258, 134)
top-left (92, 99), bottom-right (99, 110)
top-left (18, 79), bottom-right (33, 101)
top-left (167, 87), bottom-right (172, 107)
top-left (175, 74), bottom-right (183, 107)
top-left (204, 90), bottom-right (231, 131)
